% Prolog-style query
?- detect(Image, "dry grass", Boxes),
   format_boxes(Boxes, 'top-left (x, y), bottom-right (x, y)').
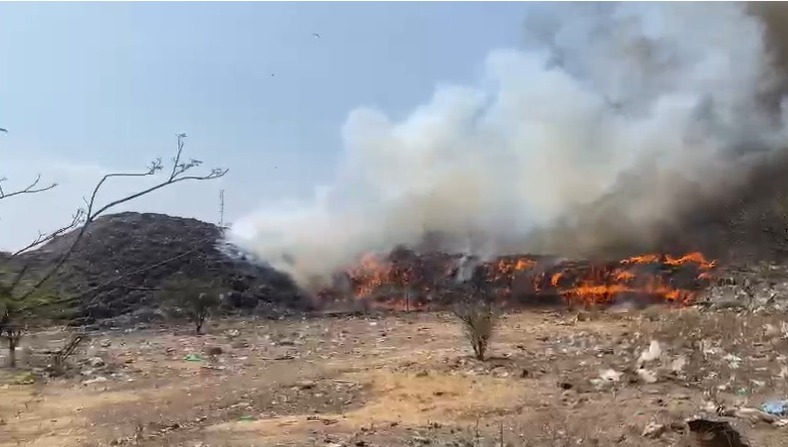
top-left (3, 309), bottom-right (788, 446)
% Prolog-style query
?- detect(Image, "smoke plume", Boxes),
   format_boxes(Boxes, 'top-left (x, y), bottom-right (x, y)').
top-left (231, 3), bottom-right (788, 287)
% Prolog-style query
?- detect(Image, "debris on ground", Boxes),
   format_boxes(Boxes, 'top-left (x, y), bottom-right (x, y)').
top-left (719, 406), bottom-right (788, 427)
top-left (87, 356), bottom-right (106, 367)
top-left (687, 417), bottom-right (750, 447)
top-left (5, 309), bottom-right (788, 446)
top-left (761, 399), bottom-right (788, 417)
top-left (641, 422), bottom-right (666, 439)
top-left (82, 376), bottom-right (109, 386)
top-left (637, 340), bottom-right (662, 367)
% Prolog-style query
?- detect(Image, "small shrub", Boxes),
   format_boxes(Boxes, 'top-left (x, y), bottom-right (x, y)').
top-left (158, 277), bottom-right (224, 334)
top-left (453, 298), bottom-right (498, 361)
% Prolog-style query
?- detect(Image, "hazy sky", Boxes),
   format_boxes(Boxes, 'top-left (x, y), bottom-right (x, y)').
top-left (0, 2), bottom-right (527, 251)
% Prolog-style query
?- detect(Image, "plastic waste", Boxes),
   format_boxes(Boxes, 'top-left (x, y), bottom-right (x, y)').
top-left (762, 399), bottom-right (788, 416)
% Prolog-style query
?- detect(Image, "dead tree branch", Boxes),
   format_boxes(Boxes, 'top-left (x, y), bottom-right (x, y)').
top-left (8, 210), bottom-right (85, 258)
top-left (0, 174), bottom-right (57, 201)
top-left (8, 133), bottom-right (227, 303)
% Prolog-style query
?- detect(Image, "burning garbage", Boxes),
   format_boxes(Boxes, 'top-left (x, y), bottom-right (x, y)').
top-left (316, 247), bottom-right (717, 311)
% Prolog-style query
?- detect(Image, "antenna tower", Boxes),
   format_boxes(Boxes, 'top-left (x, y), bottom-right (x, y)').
top-left (219, 189), bottom-right (225, 229)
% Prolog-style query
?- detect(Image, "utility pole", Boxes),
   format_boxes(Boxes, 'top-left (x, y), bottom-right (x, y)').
top-left (219, 189), bottom-right (225, 229)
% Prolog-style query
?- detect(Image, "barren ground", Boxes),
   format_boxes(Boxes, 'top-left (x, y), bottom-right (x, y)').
top-left (2, 308), bottom-right (788, 447)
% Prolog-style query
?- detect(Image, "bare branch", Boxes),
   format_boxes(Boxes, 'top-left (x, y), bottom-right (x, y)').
top-left (7, 210), bottom-right (85, 258)
top-left (0, 174), bottom-right (57, 201)
top-left (170, 133), bottom-right (186, 180)
top-left (11, 134), bottom-right (228, 302)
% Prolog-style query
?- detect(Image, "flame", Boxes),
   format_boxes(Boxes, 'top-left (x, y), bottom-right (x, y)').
top-left (664, 252), bottom-right (717, 270)
top-left (614, 270), bottom-right (636, 281)
top-left (489, 257), bottom-right (537, 281)
top-left (347, 253), bottom-right (393, 299)
top-left (325, 250), bottom-right (716, 311)
top-left (622, 254), bottom-right (660, 264)
top-left (550, 272), bottom-right (563, 287)
top-left (553, 253), bottom-right (713, 307)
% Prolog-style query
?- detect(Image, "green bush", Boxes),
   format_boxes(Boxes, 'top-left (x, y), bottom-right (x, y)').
top-left (157, 277), bottom-right (225, 334)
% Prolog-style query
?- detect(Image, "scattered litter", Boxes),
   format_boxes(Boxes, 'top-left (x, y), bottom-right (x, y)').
top-left (599, 369), bottom-right (622, 382)
top-left (641, 422), bottom-right (666, 438)
top-left (718, 406), bottom-right (788, 427)
top-left (637, 340), bottom-right (662, 367)
top-left (82, 376), bottom-right (108, 386)
top-left (762, 399), bottom-right (788, 417)
top-left (671, 355), bottom-right (687, 373)
top-left (637, 368), bottom-right (658, 384)
top-left (88, 357), bottom-right (106, 368)
top-left (724, 353), bottom-right (743, 369)
top-left (226, 329), bottom-right (240, 339)
top-left (184, 354), bottom-right (204, 362)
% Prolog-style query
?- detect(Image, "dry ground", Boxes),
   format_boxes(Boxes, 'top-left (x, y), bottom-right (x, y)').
top-left (2, 307), bottom-right (788, 446)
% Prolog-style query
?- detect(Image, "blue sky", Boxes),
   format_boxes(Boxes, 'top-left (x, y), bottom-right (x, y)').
top-left (0, 2), bottom-right (528, 250)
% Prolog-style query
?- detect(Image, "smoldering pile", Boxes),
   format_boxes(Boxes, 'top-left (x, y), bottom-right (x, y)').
top-left (314, 247), bottom-right (716, 311)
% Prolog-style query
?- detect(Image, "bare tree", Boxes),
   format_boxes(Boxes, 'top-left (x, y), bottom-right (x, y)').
top-left (0, 133), bottom-right (227, 367)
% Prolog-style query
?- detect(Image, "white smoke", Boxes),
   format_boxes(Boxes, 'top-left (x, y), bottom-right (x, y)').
top-left (231, 3), bottom-right (788, 286)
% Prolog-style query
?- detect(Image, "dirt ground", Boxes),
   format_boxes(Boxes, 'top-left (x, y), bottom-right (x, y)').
top-left (3, 307), bottom-right (788, 447)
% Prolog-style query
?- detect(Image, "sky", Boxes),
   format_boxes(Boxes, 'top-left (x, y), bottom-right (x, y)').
top-left (0, 2), bottom-right (528, 251)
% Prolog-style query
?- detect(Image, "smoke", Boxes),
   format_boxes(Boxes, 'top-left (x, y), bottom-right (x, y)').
top-left (231, 3), bottom-right (788, 287)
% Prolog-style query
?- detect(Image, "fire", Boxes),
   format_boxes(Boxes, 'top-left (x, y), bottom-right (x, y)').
top-left (622, 254), bottom-right (661, 264)
top-left (551, 253), bottom-right (713, 307)
top-left (489, 257), bottom-right (537, 281)
top-left (347, 253), bottom-right (393, 299)
top-left (614, 270), bottom-right (636, 281)
top-left (550, 272), bottom-right (563, 287)
top-left (323, 249), bottom-right (717, 311)
top-left (665, 252), bottom-right (717, 270)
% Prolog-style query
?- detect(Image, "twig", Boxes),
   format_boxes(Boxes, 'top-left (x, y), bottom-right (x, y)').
top-left (0, 174), bottom-right (57, 201)
top-left (5, 210), bottom-right (85, 259)
top-left (13, 134), bottom-right (227, 302)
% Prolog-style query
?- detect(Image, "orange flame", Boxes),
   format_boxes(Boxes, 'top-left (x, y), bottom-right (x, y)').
top-left (330, 250), bottom-right (716, 310)
top-left (553, 252), bottom-right (713, 307)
